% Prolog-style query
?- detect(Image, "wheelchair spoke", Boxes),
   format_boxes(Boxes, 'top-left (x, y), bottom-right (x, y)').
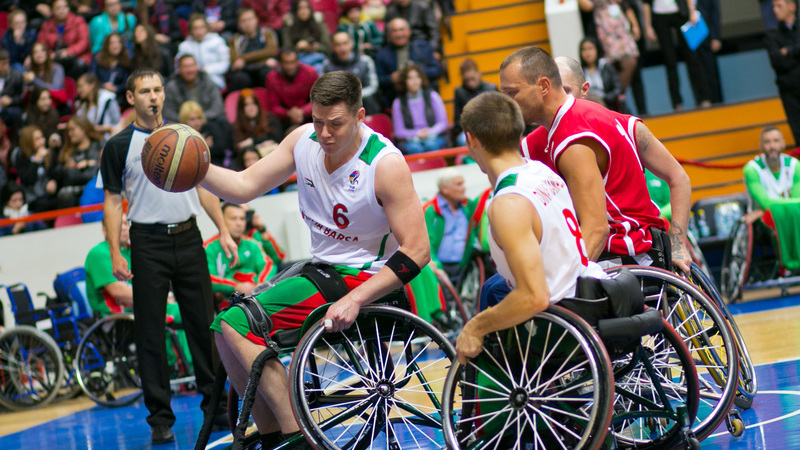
top-left (464, 361), bottom-right (513, 396)
top-left (387, 399), bottom-right (440, 447)
top-left (528, 403), bottom-right (579, 446)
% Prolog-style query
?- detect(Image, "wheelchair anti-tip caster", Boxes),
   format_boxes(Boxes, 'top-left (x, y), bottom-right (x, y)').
top-left (726, 409), bottom-right (746, 437)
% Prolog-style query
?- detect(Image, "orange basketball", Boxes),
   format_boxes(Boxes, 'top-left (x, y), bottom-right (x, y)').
top-left (141, 123), bottom-right (210, 192)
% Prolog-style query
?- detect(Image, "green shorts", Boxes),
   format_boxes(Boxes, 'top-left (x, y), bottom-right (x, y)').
top-left (210, 265), bottom-right (371, 346)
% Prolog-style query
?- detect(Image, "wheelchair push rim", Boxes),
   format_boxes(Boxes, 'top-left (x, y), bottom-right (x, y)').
top-left (289, 305), bottom-right (456, 450)
top-left (441, 305), bottom-right (614, 450)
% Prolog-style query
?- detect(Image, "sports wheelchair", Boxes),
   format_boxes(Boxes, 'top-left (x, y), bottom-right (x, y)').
top-left (441, 268), bottom-right (701, 450)
top-left (196, 264), bottom-right (457, 450)
top-left (721, 207), bottom-right (800, 303)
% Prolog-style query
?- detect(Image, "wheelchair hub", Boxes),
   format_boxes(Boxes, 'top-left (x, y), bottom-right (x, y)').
top-left (509, 388), bottom-right (530, 409)
top-left (375, 380), bottom-right (396, 398)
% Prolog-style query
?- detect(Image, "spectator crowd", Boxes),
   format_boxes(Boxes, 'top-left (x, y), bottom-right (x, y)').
top-left (0, 0), bottom-right (457, 236)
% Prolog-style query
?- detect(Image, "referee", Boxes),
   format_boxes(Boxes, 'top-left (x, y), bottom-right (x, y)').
top-left (100, 68), bottom-right (237, 444)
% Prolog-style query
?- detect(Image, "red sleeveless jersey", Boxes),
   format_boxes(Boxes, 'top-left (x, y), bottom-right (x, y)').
top-left (521, 96), bottom-right (664, 256)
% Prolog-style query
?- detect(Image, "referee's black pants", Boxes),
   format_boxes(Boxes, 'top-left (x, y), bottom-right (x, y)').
top-left (130, 223), bottom-right (219, 428)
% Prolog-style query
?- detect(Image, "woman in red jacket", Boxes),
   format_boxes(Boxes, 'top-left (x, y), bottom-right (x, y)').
top-left (36, 0), bottom-right (91, 79)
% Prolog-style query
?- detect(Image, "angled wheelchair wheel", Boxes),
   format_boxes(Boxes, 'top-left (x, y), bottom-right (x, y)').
top-left (0, 326), bottom-right (65, 410)
top-left (689, 264), bottom-right (757, 410)
top-left (608, 266), bottom-right (739, 442)
top-left (720, 218), bottom-right (752, 303)
top-left (608, 317), bottom-right (700, 449)
top-left (441, 305), bottom-right (614, 450)
top-left (456, 256), bottom-right (486, 320)
top-left (289, 305), bottom-right (456, 450)
top-left (74, 314), bottom-right (143, 407)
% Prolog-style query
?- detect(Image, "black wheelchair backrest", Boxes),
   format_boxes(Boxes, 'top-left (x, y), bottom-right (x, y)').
top-left (599, 268), bottom-right (645, 319)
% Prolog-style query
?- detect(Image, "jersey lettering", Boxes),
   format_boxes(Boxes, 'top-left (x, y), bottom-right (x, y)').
top-left (563, 208), bottom-right (589, 266)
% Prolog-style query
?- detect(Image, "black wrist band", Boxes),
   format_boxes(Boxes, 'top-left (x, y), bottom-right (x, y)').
top-left (386, 250), bottom-right (421, 285)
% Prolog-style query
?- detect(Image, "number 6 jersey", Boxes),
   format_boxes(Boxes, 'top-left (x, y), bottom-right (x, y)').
top-left (488, 161), bottom-right (606, 302)
top-left (294, 124), bottom-right (403, 274)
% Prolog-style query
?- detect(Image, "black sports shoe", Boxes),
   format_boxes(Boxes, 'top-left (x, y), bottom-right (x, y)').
top-left (151, 425), bottom-right (175, 445)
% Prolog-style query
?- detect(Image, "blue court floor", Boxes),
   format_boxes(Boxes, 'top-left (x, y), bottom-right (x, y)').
top-left (2, 295), bottom-right (800, 449)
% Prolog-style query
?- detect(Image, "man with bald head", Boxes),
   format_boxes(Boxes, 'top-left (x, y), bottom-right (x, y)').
top-left (501, 46), bottom-right (692, 273)
top-left (375, 17), bottom-right (441, 106)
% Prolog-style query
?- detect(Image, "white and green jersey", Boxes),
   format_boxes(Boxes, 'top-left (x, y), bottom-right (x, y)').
top-left (488, 161), bottom-right (606, 302)
top-left (744, 154), bottom-right (799, 204)
top-left (294, 124), bottom-right (402, 274)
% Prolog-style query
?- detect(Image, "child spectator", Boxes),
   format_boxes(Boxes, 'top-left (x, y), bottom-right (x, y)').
top-left (75, 72), bottom-right (121, 137)
top-left (579, 36), bottom-right (626, 112)
top-left (177, 14), bottom-right (231, 90)
top-left (392, 63), bottom-right (448, 154)
top-left (338, 0), bottom-right (383, 57)
top-left (232, 89), bottom-right (283, 166)
top-left (89, 32), bottom-right (132, 107)
top-left (1, 10), bottom-right (37, 72)
top-left (452, 59), bottom-right (497, 146)
top-left (0, 183), bottom-right (47, 236)
top-left (13, 125), bottom-right (58, 213)
top-left (131, 23), bottom-right (173, 78)
top-left (88, 0), bottom-right (137, 54)
top-left (54, 115), bottom-right (103, 209)
top-left (23, 42), bottom-right (66, 92)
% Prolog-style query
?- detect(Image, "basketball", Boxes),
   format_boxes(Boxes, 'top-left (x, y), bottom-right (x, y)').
top-left (141, 123), bottom-right (210, 192)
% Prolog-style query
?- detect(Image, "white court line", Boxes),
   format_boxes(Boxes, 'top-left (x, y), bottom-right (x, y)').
top-left (707, 390), bottom-right (800, 439)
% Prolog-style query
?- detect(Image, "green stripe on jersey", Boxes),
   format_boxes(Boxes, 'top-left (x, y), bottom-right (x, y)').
top-left (309, 132), bottom-right (318, 142)
top-left (495, 173), bottom-right (518, 195)
top-left (358, 134), bottom-right (387, 165)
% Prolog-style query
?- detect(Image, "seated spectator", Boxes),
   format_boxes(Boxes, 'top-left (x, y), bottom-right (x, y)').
top-left (282, 0), bottom-right (330, 72)
top-left (178, 14), bottom-right (231, 90)
top-left (23, 42), bottom-right (66, 92)
top-left (322, 31), bottom-right (382, 115)
top-left (53, 115), bottom-right (103, 208)
top-left (89, 32), bottom-right (132, 107)
top-left (0, 50), bottom-right (25, 134)
top-left (239, 0), bottom-right (290, 31)
top-left (88, 0), bottom-right (137, 54)
top-left (205, 202), bottom-right (274, 304)
top-left (338, 0), bottom-right (383, 57)
top-left (385, 0), bottom-right (441, 58)
top-left (375, 18), bottom-right (441, 107)
top-left (71, 0), bottom-right (102, 20)
top-left (391, 63), bottom-right (448, 154)
top-left (227, 8), bottom-right (279, 92)
top-left (163, 54), bottom-right (226, 123)
top-left (266, 49), bottom-right (318, 130)
top-left (10, 2), bottom-right (50, 32)
top-left (0, 183), bottom-right (47, 236)
top-left (362, 0), bottom-right (389, 31)
top-left (1, 10), bottom-right (37, 72)
top-left (579, 37), bottom-right (626, 112)
top-left (137, 0), bottom-right (183, 57)
top-left (745, 127), bottom-right (800, 210)
top-left (237, 146), bottom-right (262, 171)
top-left (13, 125), bottom-right (58, 213)
top-left (85, 215), bottom-right (133, 316)
top-left (452, 58), bottom-right (497, 146)
top-left (190, 0), bottom-right (239, 40)
top-left (132, 23), bottom-right (173, 78)
top-left (232, 89), bottom-right (283, 166)
top-left (75, 72), bottom-right (121, 137)
top-left (242, 204), bottom-right (286, 265)
top-left (179, 100), bottom-right (233, 168)
top-left (23, 88), bottom-right (62, 146)
top-left (37, 0), bottom-right (91, 79)
top-left (0, 119), bottom-right (12, 188)
top-left (423, 168), bottom-right (473, 283)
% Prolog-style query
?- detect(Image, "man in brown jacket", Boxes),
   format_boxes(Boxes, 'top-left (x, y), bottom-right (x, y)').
top-left (227, 8), bottom-right (279, 92)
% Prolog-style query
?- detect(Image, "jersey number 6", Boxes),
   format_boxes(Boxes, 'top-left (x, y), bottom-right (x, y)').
top-left (333, 203), bottom-right (350, 229)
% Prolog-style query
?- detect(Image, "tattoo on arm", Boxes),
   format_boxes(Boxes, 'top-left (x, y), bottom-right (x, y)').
top-left (635, 122), bottom-right (652, 154)
top-left (670, 222), bottom-right (686, 256)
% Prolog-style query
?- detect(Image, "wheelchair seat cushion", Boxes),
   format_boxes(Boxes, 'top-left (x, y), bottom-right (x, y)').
top-left (600, 268), bottom-right (645, 318)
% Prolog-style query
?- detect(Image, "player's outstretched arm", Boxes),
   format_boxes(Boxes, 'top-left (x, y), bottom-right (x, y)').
top-left (456, 195), bottom-right (550, 365)
top-left (323, 153), bottom-right (430, 332)
top-left (557, 140), bottom-right (610, 261)
top-left (636, 121), bottom-right (692, 272)
top-left (200, 124), bottom-right (306, 204)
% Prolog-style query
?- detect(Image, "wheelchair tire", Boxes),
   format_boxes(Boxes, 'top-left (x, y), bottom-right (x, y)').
top-left (456, 256), bottom-right (485, 320)
top-left (0, 325), bottom-right (65, 411)
top-left (441, 305), bottom-right (614, 450)
top-left (608, 317), bottom-right (700, 449)
top-left (74, 314), bottom-right (143, 407)
top-left (289, 305), bottom-right (456, 450)
top-left (607, 266), bottom-right (739, 442)
top-left (689, 264), bottom-right (758, 408)
top-left (721, 218), bottom-right (752, 303)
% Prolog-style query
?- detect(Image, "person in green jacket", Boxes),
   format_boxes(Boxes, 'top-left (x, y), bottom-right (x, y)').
top-left (244, 205), bottom-right (286, 271)
top-left (85, 215), bottom-right (133, 316)
top-left (205, 203), bottom-right (273, 308)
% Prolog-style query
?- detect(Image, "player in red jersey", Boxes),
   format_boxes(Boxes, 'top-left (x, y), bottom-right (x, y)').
top-left (500, 47), bottom-right (692, 272)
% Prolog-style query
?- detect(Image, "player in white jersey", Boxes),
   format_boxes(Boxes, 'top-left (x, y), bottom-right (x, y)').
top-left (455, 91), bottom-right (606, 365)
top-left (201, 71), bottom-right (429, 447)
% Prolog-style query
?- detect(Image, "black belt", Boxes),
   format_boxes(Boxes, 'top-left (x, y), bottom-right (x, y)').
top-left (131, 217), bottom-right (196, 235)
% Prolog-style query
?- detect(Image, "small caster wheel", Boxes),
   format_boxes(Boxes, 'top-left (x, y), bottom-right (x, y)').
top-left (688, 436), bottom-right (701, 450)
top-left (734, 393), bottom-right (754, 410)
top-left (726, 409), bottom-right (745, 437)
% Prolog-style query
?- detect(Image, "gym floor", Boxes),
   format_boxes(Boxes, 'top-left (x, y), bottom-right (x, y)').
top-left (2, 291), bottom-right (800, 449)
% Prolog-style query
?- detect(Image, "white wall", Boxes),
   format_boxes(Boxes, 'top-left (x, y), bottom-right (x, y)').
top-left (0, 164), bottom-right (490, 305)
